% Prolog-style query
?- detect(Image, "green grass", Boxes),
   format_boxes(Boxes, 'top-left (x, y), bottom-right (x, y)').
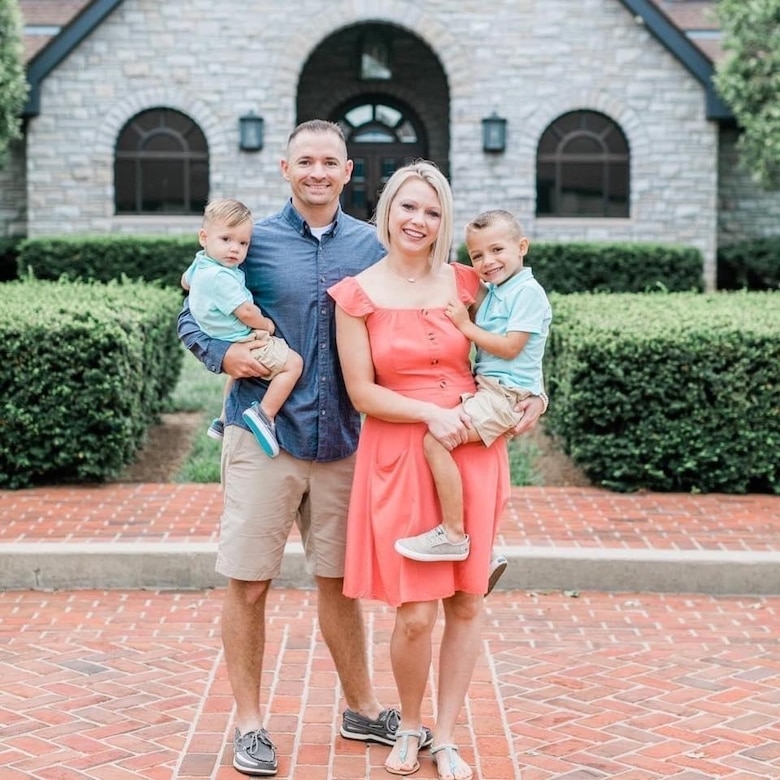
top-left (167, 348), bottom-right (223, 483)
top-left (168, 347), bottom-right (540, 485)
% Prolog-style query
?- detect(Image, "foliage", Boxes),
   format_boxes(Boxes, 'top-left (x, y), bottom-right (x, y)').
top-left (17, 235), bottom-right (199, 289)
top-left (0, 278), bottom-right (183, 488)
top-left (545, 291), bottom-right (780, 494)
top-left (714, 0), bottom-right (780, 189)
top-left (718, 236), bottom-right (780, 290)
top-left (0, 0), bottom-right (28, 166)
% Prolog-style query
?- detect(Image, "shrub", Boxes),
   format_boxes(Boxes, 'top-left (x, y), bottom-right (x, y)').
top-left (0, 278), bottom-right (184, 488)
top-left (16, 235), bottom-right (198, 289)
top-left (717, 237), bottom-right (780, 290)
top-left (545, 291), bottom-right (780, 493)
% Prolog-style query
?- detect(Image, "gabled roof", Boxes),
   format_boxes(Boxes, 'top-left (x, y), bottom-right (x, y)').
top-left (619, 0), bottom-right (730, 119)
top-left (22, 0), bottom-right (123, 116)
top-left (20, 0), bottom-right (732, 120)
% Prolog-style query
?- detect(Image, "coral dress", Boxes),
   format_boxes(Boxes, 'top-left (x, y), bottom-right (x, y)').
top-left (329, 263), bottom-right (510, 607)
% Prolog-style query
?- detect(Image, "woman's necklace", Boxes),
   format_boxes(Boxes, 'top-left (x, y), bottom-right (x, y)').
top-left (387, 260), bottom-right (432, 284)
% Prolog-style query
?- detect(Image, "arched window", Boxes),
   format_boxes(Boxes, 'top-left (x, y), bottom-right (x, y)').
top-left (114, 108), bottom-right (208, 215)
top-left (536, 111), bottom-right (629, 218)
top-left (334, 99), bottom-right (426, 221)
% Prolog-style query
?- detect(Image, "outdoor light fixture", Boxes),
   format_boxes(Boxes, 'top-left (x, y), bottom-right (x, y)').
top-left (239, 111), bottom-right (264, 151)
top-left (482, 112), bottom-right (507, 153)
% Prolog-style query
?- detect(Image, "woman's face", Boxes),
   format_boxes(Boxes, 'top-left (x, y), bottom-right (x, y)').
top-left (387, 177), bottom-right (442, 257)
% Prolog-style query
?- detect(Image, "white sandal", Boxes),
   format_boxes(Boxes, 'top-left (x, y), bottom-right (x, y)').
top-left (384, 727), bottom-right (424, 775)
top-left (431, 743), bottom-right (473, 780)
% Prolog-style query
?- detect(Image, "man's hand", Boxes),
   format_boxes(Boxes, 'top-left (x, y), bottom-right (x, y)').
top-left (222, 340), bottom-right (272, 379)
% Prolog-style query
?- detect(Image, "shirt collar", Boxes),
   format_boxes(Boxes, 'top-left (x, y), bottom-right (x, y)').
top-left (486, 266), bottom-right (533, 300)
top-left (281, 198), bottom-right (342, 238)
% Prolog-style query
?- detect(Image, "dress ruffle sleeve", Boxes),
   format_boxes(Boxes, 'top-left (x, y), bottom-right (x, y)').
top-left (328, 277), bottom-right (376, 317)
top-left (452, 262), bottom-right (480, 307)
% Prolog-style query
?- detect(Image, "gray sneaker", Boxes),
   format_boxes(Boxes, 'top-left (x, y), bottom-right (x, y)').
top-left (232, 727), bottom-right (277, 776)
top-left (394, 524), bottom-right (470, 562)
top-left (242, 403), bottom-right (280, 457)
top-left (340, 707), bottom-right (433, 748)
top-left (206, 418), bottom-right (224, 441)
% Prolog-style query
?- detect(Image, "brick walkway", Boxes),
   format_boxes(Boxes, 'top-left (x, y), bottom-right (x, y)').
top-left (1, 484), bottom-right (779, 779)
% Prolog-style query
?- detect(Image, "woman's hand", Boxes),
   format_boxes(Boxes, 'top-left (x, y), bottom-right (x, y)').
top-left (426, 406), bottom-right (471, 450)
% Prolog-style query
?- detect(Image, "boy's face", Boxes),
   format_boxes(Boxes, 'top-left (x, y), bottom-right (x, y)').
top-left (466, 222), bottom-right (529, 286)
top-left (199, 218), bottom-right (253, 268)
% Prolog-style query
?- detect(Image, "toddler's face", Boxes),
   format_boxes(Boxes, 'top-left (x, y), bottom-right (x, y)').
top-left (199, 218), bottom-right (253, 267)
top-left (466, 223), bottom-right (528, 286)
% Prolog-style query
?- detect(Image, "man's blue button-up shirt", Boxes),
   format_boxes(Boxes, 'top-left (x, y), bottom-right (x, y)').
top-left (178, 199), bottom-right (385, 462)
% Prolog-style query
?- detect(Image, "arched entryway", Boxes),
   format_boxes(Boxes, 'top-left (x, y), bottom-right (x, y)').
top-left (296, 22), bottom-right (450, 221)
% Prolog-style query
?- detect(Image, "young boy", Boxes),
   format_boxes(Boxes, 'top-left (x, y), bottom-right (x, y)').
top-left (183, 198), bottom-right (303, 457)
top-left (394, 210), bottom-right (551, 589)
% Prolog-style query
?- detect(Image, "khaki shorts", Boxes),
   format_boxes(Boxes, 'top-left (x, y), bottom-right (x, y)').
top-left (217, 426), bottom-right (356, 581)
top-left (239, 330), bottom-right (290, 379)
top-left (461, 375), bottom-right (533, 447)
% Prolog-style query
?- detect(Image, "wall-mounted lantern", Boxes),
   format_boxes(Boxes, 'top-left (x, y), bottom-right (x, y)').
top-left (239, 111), bottom-right (264, 151)
top-left (482, 112), bottom-right (507, 153)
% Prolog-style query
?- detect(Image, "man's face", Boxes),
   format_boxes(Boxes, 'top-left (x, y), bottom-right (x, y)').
top-left (281, 130), bottom-right (353, 213)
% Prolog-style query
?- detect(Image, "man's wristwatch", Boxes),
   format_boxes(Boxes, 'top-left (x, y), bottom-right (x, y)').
top-left (537, 391), bottom-right (549, 414)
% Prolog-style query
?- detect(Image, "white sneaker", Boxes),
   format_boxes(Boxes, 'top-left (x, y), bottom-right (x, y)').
top-left (394, 525), bottom-right (470, 562)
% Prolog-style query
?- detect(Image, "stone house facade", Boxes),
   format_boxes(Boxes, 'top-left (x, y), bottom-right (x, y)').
top-left (3, 0), bottom-right (780, 290)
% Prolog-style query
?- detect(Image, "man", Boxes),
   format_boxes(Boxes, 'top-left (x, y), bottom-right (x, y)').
top-left (178, 119), bottom-right (545, 776)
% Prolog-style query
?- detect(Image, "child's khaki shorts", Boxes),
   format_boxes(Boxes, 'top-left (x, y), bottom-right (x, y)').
top-left (240, 330), bottom-right (290, 378)
top-left (460, 375), bottom-right (533, 447)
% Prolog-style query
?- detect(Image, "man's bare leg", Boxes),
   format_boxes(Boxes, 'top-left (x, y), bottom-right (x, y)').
top-left (221, 578), bottom-right (271, 732)
top-left (315, 576), bottom-right (383, 717)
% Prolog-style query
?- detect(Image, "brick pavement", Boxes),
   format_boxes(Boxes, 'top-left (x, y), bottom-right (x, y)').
top-left (1, 484), bottom-right (779, 778)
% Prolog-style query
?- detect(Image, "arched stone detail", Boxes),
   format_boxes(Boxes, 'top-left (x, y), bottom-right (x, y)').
top-left (521, 91), bottom-right (648, 160)
top-left (273, 2), bottom-right (471, 100)
top-left (94, 90), bottom-right (229, 160)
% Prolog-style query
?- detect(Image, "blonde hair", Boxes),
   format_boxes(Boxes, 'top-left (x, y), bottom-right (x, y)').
top-left (374, 160), bottom-right (453, 269)
top-left (465, 209), bottom-right (524, 243)
top-left (202, 198), bottom-right (253, 228)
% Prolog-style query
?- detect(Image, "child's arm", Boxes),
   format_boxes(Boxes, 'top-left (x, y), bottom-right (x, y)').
top-left (233, 301), bottom-right (276, 335)
top-left (445, 299), bottom-right (528, 360)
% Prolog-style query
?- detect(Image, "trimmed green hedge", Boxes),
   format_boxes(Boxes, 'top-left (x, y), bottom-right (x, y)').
top-left (0, 278), bottom-right (184, 489)
top-left (458, 241), bottom-right (704, 293)
top-left (545, 291), bottom-right (780, 493)
top-left (16, 235), bottom-right (198, 289)
top-left (717, 237), bottom-right (780, 290)
top-left (0, 236), bottom-right (22, 282)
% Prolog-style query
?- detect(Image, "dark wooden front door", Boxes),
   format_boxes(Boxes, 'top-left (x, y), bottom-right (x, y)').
top-left (344, 144), bottom-right (420, 221)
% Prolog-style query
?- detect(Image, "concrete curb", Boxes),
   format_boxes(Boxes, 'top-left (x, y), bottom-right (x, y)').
top-left (2, 542), bottom-right (778, 595)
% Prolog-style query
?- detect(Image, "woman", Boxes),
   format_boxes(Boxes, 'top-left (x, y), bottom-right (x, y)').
top-left (329, 161), bottom-right (543, 779)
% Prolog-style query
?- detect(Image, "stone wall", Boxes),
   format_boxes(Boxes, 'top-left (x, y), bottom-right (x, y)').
top-left (718, 128), bottom-right (780, 246)
top-left (0, 141), bottom-right (27, 237)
